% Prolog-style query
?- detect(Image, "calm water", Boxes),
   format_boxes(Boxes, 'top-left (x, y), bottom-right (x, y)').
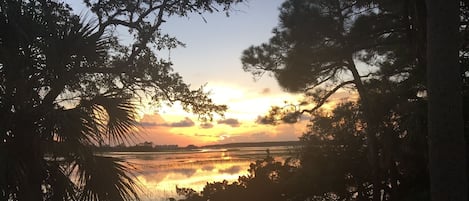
top-left (105, 146), bottom-right (297, 201)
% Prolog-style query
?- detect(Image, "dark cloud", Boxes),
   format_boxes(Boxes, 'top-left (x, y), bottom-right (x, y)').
top-left (169, 117), bottom-right (195, 127)
top-left (139, 121), bottom-right (159, 127)
top-left (139, 117), bottom-right (194, 128)
top-left (217, 118), bottom-right (241, 127)
top-left (255, 116), bottom-right (275, 125)
top-left (199, 122), bottom-right (214, 129)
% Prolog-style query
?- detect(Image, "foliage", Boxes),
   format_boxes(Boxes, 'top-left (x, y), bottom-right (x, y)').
top-left (177, 101), bottom-right (430, 201)
top-left (177, 153), bottom-right (301, 201)
top-left (241, 0), bottom-right (414, 96)
top-left (240, 0), bottom-right (426, 200)
top-left (176, 0), bottom-right (469, 201)
top-left (0, 0), bottom-right (241, 200)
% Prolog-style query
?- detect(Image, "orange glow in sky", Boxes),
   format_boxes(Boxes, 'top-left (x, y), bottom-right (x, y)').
top-left (135, 83), bottom-right (311, 146)
top-left (64, 0), bottom-right (359, 146)
top-left (134, 83), bottom-right (357, 146)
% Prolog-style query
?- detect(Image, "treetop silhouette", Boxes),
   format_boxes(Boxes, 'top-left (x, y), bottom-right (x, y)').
top-left (0, 0), bottom-right (242, 200)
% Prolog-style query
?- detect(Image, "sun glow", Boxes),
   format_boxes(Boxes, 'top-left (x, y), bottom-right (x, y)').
top-left (204, 84), bottom-right (303, 121)
top-left (134, 83), bottom-right (313, 146)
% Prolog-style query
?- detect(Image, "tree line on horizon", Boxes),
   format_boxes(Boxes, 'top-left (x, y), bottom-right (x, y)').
top-left (0, 0), bottom-right (467, 201)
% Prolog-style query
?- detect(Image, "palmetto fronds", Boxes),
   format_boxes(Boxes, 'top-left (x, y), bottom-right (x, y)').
top-left (1, 0), bottom-right (234, 200)
top-left (91, 95), bottom-right (139, 144)
top-left (74, 155), bottom-right (140, 201)
top-left (46, 95), bottom-right (140, 200)
top-left (0, 1), bottom-right (141, 199)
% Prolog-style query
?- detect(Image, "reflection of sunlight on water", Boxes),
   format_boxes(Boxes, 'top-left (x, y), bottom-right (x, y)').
top-left (106, 146), bottom-right (296, 201)
top-left (136, 160), bottom-right (250, 201)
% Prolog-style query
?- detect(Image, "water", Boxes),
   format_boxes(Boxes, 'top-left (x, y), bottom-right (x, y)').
top-left (104, 146), bottom-right (297, 201)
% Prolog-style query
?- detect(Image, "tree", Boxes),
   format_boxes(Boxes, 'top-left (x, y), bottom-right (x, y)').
top-left (240, 0), bottom-right (420, 199)
top-left (0, 0), bottom-right (241, 200)
top-left (176, 100), bottom-right (431, 201)
top-left (426, 0), bottom-right (467, 200)
top-left (176, 153), bottom-right (301, 201)
top-left (298, 103), bottom-right (370, 200)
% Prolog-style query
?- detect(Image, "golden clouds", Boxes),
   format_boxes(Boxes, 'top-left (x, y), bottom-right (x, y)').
top-left (135, 83), bottom-right (354, 146)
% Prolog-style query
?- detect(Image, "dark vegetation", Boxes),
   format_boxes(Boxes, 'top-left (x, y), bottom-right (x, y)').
top-left (0, 0), bottom-right (468, 200)
top-left (0, 0), bottom-right (241, 200)
top-left (177, 102), bottom-right (430, 201)
top-left (177, 0), bottom-right (469, 200)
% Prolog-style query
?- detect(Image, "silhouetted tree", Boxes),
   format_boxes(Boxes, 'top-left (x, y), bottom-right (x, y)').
top-left (240, 0), bottom-right (421, 199)
top-left (426, 0), bottom-right (467, 200)
top-left (235, 0), bottom-right (469, 200)
top-left (177, 153), bottom-right (301, 201)
top-left (0, 0), bottom-right (241, 200)
top-left (177, 100), bottom-right (431, 201)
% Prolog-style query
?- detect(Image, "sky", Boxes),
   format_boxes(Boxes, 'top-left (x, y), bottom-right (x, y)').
top-left (136, 0), bottom-right (308, 146)
top-left (68, 0), bottom-right (353, 146)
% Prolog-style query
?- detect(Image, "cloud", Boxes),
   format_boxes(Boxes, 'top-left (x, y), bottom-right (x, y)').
top-left (139, 121), bottom-right (159, 127)
top-left (138, 114), bottom-right (166, 128)
top-left (217, 118), bottom-right (241, 127)
top-left (199, 122), bottom-right (214, 129)
top-left (139, 117), bottom-right (195, 128)
top-left (255, 115), bottom-right (275, 125)
top-left (137, 114), bottom-right (205, 146)
top-left (169, 117), bottom-right (195, 127)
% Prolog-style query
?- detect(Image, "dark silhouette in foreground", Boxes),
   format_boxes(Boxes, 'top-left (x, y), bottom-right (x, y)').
top-left (0, 0), bottom-right (241, 200)
top-left (176, 102), bottom-right (431, 201)
top-left (238, 0), bottom-right (469, 200)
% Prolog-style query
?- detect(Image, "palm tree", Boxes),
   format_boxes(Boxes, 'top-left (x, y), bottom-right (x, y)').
top-left (0, 1), bottom-right (140, 200)
top-left (0, 0), bottom-right (236, 200)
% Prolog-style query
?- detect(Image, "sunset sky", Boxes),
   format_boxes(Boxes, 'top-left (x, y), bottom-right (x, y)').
top-left (69, 0), bottom-right (352, 146)
top-left (135, 0), bottom-right (308, 146)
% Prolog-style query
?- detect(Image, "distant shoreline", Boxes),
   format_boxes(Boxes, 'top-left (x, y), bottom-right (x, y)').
top-left (94, 140), bottom-right (302, 152)
top-left (202, 140), bottom-right (302, 149)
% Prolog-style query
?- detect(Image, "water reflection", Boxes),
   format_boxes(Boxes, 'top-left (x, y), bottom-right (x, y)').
top-left (105, 146), bottom-right (295, 201)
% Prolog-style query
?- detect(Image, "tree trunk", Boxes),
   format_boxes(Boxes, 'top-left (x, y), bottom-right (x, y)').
top-left (427, 0), bottom-right (467, 200)
top-left (347, 58), bottom-right (381, 201)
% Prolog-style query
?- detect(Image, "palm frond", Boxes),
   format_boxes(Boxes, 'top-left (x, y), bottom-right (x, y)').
top-left (44, 162), bottom-right (78, 201)
top-left (61, 15), bottom-right (110, 66)
top-left (73, 155), bottom-right (140, 201)
top-left (52, 94), bottom-right (138, 148)
top-left (89, 95), bottom-right (139, 144)
top-left (51, 106), bottom-right (101, 148)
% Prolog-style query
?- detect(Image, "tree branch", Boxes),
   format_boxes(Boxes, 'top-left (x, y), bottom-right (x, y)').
top-left (301, 80), bottom-right (355, 114)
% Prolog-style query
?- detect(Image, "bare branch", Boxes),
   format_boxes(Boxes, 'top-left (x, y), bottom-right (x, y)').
top-left (301, 80), bottom-right (355, 114)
